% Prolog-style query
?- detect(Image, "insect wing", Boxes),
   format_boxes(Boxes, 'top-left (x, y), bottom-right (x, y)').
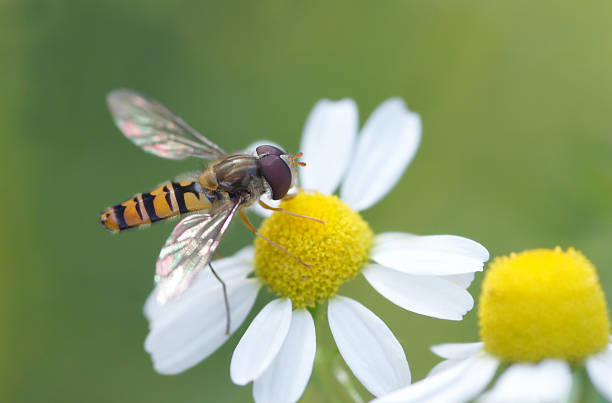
top-left (173, 170), bottom-right (201, 182)
top-left (154, 201), bottom-right (241, 304)
top-left (107, 89), bottom-right (226, 160)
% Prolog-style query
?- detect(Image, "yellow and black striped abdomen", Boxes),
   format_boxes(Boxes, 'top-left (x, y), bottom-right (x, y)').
top-left (100, 181), bottom-right (212, 232)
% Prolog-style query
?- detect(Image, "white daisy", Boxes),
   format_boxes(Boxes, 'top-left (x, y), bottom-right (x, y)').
top-left (144, 98), bottom-right (490, 402)
top-left (374, 248), bottom-right (612, 403)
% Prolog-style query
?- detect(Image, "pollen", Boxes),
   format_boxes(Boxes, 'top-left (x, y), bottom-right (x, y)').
top-left (479, 247), bottom-right (610, 363)
top-left (254, 192), bottom-right (373, 308)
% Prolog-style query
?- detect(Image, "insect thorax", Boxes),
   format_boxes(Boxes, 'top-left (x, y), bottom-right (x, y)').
top-left (201, 153), bottom-right (266, 208)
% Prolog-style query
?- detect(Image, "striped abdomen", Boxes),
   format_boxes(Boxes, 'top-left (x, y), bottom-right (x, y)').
top-left (100, 181), bottom-right (212, 232)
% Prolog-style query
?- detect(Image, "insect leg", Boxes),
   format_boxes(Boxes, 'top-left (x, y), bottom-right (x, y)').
top-left (258, 200), bottom-right (326, 224)
top-left (239, 210), bottom-right (311, 268)
top-left (209, 262), bottom-right (231, 335)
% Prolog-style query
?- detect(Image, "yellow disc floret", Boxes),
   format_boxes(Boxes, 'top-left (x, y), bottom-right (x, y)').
top-left (479, 247), bottom-right (610, 363)
top-left (255, 192), bottom-right (373, 308)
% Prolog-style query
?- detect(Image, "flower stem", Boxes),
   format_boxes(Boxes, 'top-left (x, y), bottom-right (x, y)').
top-left (568, 366), bottom-right (604, 403)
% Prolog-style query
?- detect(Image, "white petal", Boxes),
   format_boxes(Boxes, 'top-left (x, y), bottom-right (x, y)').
top-left (441, 273), bottom-right (475, 289)
top-left (340, 98), bottom-right (421, 211)
top-left (230, 298), bottom-right (293, 385)
top-left (328, 296), bottom-right (411, 396)
top-left (431, 342), bottom-right (484, 359)
top-left (586, 344), bottom-right (612, 402)
top-left (374, 353), bottom-right (499, 403)
top-left (144, 246), bottom-right (255, 321)
top-left (478, 360), bottom-right (572, 403)
top-left (299, 98), bottom-right (358, 194)
top-left (253, 309), bottom-right (316, 403)
top-left (371, 233), bottom-right (489, 275)
top-left (144, 278), bottom-right (260, 375)
top-left (363, 264), bottom-right (474, 320)
top-left (427, 359), bottom-right (464, 377)
top-left (194, 246), bottom-right (255, 284)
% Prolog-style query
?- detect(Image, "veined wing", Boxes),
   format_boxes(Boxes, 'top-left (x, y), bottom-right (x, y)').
top-left (173, 170), bottom-right (201, 182)
top-left (154, 200), bottom-right (241, 304)
top-left (107, 89), bottom-right (225, 160)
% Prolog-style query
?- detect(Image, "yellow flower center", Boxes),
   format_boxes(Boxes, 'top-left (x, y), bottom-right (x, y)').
top-left (479, 247), bottom-right (610, 363)
top-left (254, 192), bottom-right (373, 308)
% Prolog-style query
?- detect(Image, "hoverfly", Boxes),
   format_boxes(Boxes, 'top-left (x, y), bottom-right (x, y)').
top-left (100, 89), bottom-right (322, 333)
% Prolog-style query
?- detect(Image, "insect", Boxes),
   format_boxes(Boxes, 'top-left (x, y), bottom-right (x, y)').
top-left (100, 89), bottom-right (323, 334)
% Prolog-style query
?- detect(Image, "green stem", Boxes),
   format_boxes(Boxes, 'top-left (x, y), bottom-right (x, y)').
top-left (312, 350), bottom-right (334, 402)
top-left (566, 368), bottom-right (584, 403)
top-left (567, 366), bottom-right (605, 403)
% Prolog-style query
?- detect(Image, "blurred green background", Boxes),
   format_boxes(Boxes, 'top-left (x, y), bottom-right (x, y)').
top-left (2, 0), bottom-right (612, 402)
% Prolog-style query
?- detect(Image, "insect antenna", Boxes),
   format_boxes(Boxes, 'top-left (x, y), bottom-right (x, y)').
top-left (288, 152), bottom-right (306, 167)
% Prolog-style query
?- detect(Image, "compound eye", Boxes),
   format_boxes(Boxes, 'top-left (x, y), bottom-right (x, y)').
top-left (260, 155), bottom-right (291, 200)
top-left (256, 144), bottom-right (285, 158)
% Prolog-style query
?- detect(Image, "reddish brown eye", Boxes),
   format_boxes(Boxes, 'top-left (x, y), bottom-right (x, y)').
top-left (256, 145), bottom-right (285, 157)
top-left (260, 155), bottom-right (291, 200)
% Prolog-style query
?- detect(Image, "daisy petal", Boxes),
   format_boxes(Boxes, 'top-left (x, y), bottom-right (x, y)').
top-left (363, 264), bottom-right (474, 320)
top-left (230, 298), bottom-right (292, 385)
top-left (328, 296), bottom-right (411, 396)
top-left (431, 342), bottom-right (484, 360)
top-left (299, 98), bottom-right (358, 195)
top-left (144, 246), bottom-right (255, 321)
top-left (371, 233), bottom-right (489, 276)
top-left (374, 353), bottom-right (499, 403)
top-left (253, 309), bottom-right (316, 403)
top-left (340, 98), bottom-right (421, 211)
top-left (586, 344), bottom-right (612, 402)
top-left (478, 360), bottom-right (572, 403)
top-left (427, 359), bottom-right (463, 377)
top-left (429, 355), bottom-right (496, 403)
top-left (144, 278), bottom-right (260, 375)
top-left (192, 246), bottom-right (255, 285)
top-left (442, 273), bottom-right (475, 289)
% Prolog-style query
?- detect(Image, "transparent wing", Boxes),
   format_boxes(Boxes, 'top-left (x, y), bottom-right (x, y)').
top-left (107, 89), bottom-right (226, 160)
top-left (174, 170), bottom-right (201, 182)
top-left (154, 200), bottom-right (241, 304)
